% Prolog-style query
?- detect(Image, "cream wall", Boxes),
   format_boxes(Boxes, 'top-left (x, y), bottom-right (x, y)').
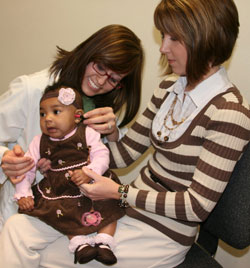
top-left (0, 0), bottom-right (249, 267)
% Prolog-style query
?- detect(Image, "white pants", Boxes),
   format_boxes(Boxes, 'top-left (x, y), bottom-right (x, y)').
top-left (0, 214), bottom-right (190, 268)
top-left (0, 180), bottom-right (18, 232)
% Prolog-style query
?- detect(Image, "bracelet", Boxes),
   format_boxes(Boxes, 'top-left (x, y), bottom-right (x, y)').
top-left (118, 184), bottom-right (130, 208)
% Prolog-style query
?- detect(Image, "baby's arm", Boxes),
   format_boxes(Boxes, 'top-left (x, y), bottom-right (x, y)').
top-left (69, 169), bottom-right (91, 186)
top-left (14, 135), bottom-right (41, 206)
top-left (18, 196), bottom-right (34, 211)
top-left (71, 127), bottom-right (110, 186)
top-left (85, 126), bottom-right (110, 175)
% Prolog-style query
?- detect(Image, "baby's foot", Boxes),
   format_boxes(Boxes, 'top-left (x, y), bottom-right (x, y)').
top-left (74, 243), bottom-right (97, 264)
top-left (95, 243), bottom-right (117, 265)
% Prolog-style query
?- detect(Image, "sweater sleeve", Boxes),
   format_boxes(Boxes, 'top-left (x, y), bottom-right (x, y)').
top-left (127, 92), bottom-right (250, 223)
top-left (14, 135), bottom-right (41, 200)
top-left (107, 85), bottom-right (166, 169)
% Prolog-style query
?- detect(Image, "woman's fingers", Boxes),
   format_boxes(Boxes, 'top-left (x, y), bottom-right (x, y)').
top-left (13, 144), bottom-right (25, 157)
top-left (81, 167), bottom-right (100, 182)
top-left (84, 107), bottom-right (114, 119)
top-left (79, 168), bottom-right (120, 200)
top-left (1, 158), bottom-right (34, 177)
top-left (9, 175), bottom-right (25, 185)
top-left (1, 147), bottom-right (34, 177)
top-left (83, 107), bottom-right (116, 134)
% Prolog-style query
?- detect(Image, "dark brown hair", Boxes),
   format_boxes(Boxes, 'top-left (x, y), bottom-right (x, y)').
top-left (154, 0), bottom-right (239, 84)
top-left (41, 82), bottom-right (83, 110)
top-left (49, 24), bottom-right (144, 127)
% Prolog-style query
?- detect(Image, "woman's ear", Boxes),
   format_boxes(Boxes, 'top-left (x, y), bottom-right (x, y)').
top-left (74, 109), bottom-right (84, 124)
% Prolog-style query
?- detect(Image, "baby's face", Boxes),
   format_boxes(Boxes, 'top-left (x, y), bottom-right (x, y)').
top-left (40, 97), bottom-right (76, 139)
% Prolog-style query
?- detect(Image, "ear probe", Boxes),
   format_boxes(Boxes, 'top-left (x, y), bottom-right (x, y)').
top-left (74, 114), bottom-right (85, 122)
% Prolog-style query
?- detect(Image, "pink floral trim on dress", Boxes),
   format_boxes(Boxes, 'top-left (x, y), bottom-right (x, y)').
top-left (37, 184), bottom-right (83, 200)
top-left (50, 161), bottom-right (88, 172)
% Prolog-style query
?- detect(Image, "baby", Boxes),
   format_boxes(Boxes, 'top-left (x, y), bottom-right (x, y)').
top-left (14, 83), bottom-right (125, 265)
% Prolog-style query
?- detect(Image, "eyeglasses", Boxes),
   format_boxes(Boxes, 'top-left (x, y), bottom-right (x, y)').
top-left (92, 63), bottom-right (123, 89)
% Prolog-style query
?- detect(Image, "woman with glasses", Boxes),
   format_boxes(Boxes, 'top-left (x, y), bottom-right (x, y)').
top-left (0, 24), bottom-right (144, 232)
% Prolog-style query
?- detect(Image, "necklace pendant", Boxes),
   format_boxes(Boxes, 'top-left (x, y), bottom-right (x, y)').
top-left (172, 118), bottom-right (179, 126)
top-left (172, 117), bottom-right (185, 126)
top-left (164, 94), bottom-right (187, 130)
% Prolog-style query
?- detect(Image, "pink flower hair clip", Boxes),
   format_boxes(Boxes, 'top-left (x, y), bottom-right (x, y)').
top-left (58, 87), bottom-right (76, 105)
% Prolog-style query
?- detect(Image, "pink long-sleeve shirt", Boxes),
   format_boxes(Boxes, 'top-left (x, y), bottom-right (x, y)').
top-left (14, 126), bottom-right (109, 200)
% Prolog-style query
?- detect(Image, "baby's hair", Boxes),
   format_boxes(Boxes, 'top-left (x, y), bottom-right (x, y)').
top-left (41, 82), bottom-right (83, 109)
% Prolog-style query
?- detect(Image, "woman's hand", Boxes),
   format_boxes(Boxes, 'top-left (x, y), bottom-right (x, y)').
top-left (79, 167), bottom-right (120, 201)
top-left (1, 145), bottom-right (34, 184)
top-left (83, 107), bottom-right (119, 141)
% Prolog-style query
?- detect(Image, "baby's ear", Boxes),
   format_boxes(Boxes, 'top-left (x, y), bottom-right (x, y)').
top-left (74, 109), bottom-right (84, 124)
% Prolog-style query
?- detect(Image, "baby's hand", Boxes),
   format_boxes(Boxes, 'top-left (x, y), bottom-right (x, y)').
top-left (18, 196), bottom-right (34, 211)
top-left (37, 158), bottom-right (51, 175)
top-left (69, 169), bottom-right (91, 186)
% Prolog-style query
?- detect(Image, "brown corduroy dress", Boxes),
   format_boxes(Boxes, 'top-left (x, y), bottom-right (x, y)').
top-left (20, 124), bottom-right (125, 235)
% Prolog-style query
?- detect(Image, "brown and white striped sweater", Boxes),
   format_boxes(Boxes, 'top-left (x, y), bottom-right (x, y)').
top-left (108, 79), bottom-right (250, 246)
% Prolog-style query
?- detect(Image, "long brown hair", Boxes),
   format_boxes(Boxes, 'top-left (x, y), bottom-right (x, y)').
top-left (154, 0), bottom-right (239, 84)
top-left (50, 24), bottom-right (144, 127)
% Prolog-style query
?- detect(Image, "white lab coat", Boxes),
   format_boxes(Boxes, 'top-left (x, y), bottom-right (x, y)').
top-left (0, 68), bottom-right (55, 230)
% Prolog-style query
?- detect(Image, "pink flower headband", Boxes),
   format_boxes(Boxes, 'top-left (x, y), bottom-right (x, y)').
top-left (58, 87), bottom-right (76, 105)
top-left (40, 86), bottom-right (83, 109)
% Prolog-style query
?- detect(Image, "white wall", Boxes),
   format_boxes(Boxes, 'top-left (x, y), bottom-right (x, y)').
top-left (0, 0), bottom-right (249, 267)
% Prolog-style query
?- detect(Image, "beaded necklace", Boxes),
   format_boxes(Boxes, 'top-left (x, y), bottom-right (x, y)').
top-left (157, 94), bottom-right (188, 141)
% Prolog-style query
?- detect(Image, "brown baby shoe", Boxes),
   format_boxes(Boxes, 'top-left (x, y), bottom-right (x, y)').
top-left (95, 243), bottom-right (117, 265)
top-left (74, 244), bottom-right (97, 264)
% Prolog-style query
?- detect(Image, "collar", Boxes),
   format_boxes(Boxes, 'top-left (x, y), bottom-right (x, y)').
top-left (49, 127), bottom-right (77, 141)
top-left (168, 66), bottom-right (232, 107)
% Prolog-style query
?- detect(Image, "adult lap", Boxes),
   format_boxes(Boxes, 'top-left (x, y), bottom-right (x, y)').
top-left (40, 215), bottom-right (190, 268)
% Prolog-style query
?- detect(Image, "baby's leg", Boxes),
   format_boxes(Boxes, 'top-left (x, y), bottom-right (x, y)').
top-left (98, 221), bottom-right (117, 236)
top-left (68, 235), bottom-right (96, 265)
